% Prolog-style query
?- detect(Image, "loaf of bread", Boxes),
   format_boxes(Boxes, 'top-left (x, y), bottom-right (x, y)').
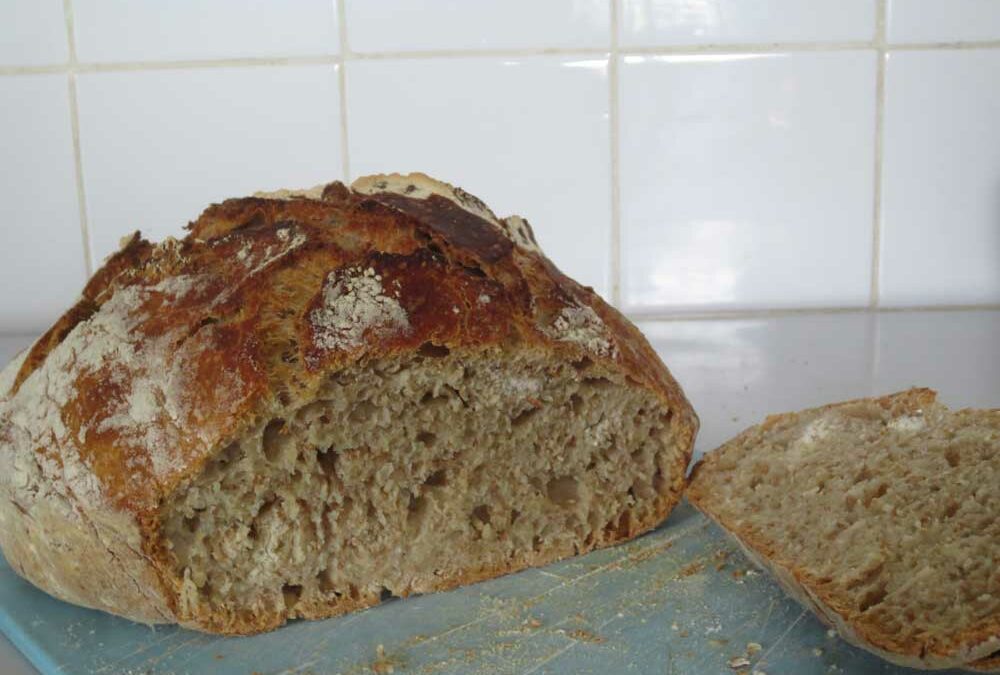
top-left (0, 173), bottom-right (697, 635)
top-left (688, 389), bottom-right (999, 671)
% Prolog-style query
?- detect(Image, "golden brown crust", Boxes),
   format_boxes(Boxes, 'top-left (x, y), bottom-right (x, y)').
top-left (688, 388), bottom-right (999, 672)
top-left (0, 172), bottom-right (697, 634)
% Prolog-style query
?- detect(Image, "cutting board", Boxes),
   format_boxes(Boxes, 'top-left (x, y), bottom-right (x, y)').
top-left (0, 502), bottom-right (967, 675)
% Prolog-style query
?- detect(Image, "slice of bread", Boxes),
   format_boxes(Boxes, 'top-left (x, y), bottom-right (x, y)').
top-left (688, 388), bottom-right (1000, 671)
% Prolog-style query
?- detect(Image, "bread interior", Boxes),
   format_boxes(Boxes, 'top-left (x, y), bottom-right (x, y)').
top-left (160, 348), bottom-right (681, 630)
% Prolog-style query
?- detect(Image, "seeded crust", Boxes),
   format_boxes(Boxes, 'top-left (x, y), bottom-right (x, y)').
top-left (688, 389), bottom-right (1000, 671)
top-left (0, 172), bottom-right (697, 635)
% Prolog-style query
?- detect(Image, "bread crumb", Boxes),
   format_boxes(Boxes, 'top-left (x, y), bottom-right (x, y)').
top-left (746, 642), bottom-right (762, 655)
top-left (888, 415), bottom-right (926, 433)
top-left (812, 647), bottom-right (824, 657)
top-left (371, 644), bottom-right (398, 674)
top-left (826, 629), bottom-right (837, 638)
top-left (727, 656), bottom-right (751, 668)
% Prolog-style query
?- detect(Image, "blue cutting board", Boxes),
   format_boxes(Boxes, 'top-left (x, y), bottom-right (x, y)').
top-left (0, 502), bottom-right (969, 675)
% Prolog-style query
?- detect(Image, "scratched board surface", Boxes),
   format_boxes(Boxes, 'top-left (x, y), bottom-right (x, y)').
top-left (0, 503), bottom-right (969, 675)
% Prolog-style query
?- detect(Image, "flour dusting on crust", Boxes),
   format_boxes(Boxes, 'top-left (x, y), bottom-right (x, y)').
top-left (543, 304), bottom-right (616, 358)
top-left (0, 274), bottom-right (232, 509)
top-left (311, 267), bottom-right (410, 353)
top-left (234, 226), bottom-right (307, 277)
top-left (253, 185), bottom-right (327, 201)
top-left (352, 173), bottom-right (504, 228)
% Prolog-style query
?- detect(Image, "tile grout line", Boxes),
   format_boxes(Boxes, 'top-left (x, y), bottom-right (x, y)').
top-left (623, 303), bottom-right (1000, 323)
top-left (3, 39), bottom-right (1000, 77)
top-left (608, 0), bottom-right (622, 307)
top-left (869, 0), bottom-right (888, 309)
top-left (62, 0), bottom-right (93, 278)
top-left (335, 0), bottom-right (352, 182)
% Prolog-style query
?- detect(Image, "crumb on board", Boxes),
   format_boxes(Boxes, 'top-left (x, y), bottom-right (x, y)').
top-left (677, 559), bottom-right (707, 578)
top-left (564, 628), bottom-right (606, 644)
top-left (727, 656), bottom-right (751, 669)
top-left (371, 644), bottom-right (402, 674)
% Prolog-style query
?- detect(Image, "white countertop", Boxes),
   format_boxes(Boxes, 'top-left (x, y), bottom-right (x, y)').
top-left (0, 309), bottom-right (996, 674)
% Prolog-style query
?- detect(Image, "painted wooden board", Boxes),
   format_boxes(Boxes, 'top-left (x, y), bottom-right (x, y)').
top-left (0, 503), bottom-right (969, 675)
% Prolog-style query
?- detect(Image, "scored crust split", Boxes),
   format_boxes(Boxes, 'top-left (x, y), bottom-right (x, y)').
top-left (688, 389), bottom-right (1000, 672)
top-left (0, 173), bottom-right (697, 635)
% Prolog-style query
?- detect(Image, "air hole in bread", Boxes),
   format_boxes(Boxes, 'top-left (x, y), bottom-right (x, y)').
top-left (472, 505), bottom-right (491, 525)
top-left (858, 582), bottom-right (888, 613)
top-left (184, 513), bottom-right (200, 533)
top-left (316, 568), bottom-right (336, 593)
top-left (262, 421), bottom-right (287, 463)
top-left (547, 477), bottom-right (579, 506)
top-left (282, 584), bottom-right (303, 609)
top-left (944, 447), bottom-right (960, 468)
top-left (418, 343), bottom-right (450, 358)
top-left (424, 469), bottom-right (448, 488)
top-left (512, 406), bottom-right (540, 428)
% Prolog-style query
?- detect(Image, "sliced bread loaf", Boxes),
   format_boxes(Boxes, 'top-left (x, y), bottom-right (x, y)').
top-left (0, 173), bottom-right (697, 635)
top-left (687, 388), bottom-right (1000, 671)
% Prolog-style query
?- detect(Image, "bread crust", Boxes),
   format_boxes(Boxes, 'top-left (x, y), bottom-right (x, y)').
top-left (0, 173), bottom-right (697, 634)
top-left (688, 389), bottom-right (1000, 671)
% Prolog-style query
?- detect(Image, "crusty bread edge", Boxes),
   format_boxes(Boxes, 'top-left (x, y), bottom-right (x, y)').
top-left (688, 389), bottom-right (1000, 672)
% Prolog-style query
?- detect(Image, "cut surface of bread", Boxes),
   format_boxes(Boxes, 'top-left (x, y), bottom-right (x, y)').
top-left (0, 172), bottom-right (696, 635)
top-left (164, 351), bottom-right (674, 632)
top-left (688, 389), bottom-right (1000, 671)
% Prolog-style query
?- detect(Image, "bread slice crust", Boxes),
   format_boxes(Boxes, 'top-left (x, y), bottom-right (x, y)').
top-left (689, 389), bottom-right (1000, 671)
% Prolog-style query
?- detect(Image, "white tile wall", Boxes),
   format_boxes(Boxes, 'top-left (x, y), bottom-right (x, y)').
top-left (348, 56), bottom-right (612, 296)
top-left (0, 76), bottom-right (86, 332)
top-left (72, 0), bottom-right (340, 63)
top-left (888, 0), bottom-right (1000, 43)
top-left (0, 0), bottom-right (68, 67)
top-left (621, 52), bottom-right (876, 311)
top-left (1, 0), bottom-right (999, 331)
top-left (620, 0), bottom-right (876, 46)
top-left (880, 49), bottom-right (1000, 306)
top-left (347, 0), bottom-right (610, 52)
